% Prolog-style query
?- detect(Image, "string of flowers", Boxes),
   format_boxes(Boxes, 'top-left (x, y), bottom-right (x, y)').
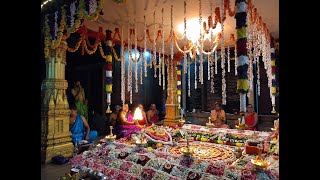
top-left (162, 8), bottom-right (166, 90)
top-left (188, 57), bottom-right (191, 97)
top-left (235, 0), bottom-right (249, 121)
top-left (199, 0), bottom-right (204, 85)
top-left (194, 54), bottom-right (198, 89)
top-left (271, 43), bottom-right (276, 113)
top-left (208, 54), bottom-right (211, 81)
top-left (140, 60), bottom-right (143, 85)
top-left (210, 54), bottom-right (215, 93)
top-left (159, 51), bottom-right (162, 86)
top-left (215, 50), bottom-right (218, 74)
top-left (121, 26), bottom-right (125, 105)
top-left (227, 42), bottom-right (230, 73)
top-left (153, 11), bottom-right (157, 72)
top-left (246, 15), bottom-right (253, 98)
top-left (177, 63), bottom-right (182, 109)
top-left (105, 30), bottom-right (113, 113)
top-left (144, 15), bottom-right (148, 77)
top-left (183, 1), bottom-right (188, 74)
top-left (134, 18), bottom-right (139, 93)
top-left (127, 20), bottom-right (133, 104)
top-left (221, 0), bottom-right (227, 105)
top-left (162, 56), bottom-right (165, 90)
top-left (257, 57), bottom-right (260, 96)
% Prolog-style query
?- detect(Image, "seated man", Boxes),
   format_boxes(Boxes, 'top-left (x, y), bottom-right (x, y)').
top-left (69, 105), bottom-right (98, 144)
top-left (114, 104), bottom-right (143, 139)
top-left (109, 105), bottom-right (122, 127)
top-left (210, 102), bottom-right (226, 123)
top-left (244, 104), bottom-right (258, 130)
top-left (147, 104), bottom-right (159, 124)
top-left (212, 119), bottom-right (230, 129)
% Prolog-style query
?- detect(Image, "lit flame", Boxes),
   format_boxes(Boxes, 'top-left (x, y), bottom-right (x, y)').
top-left (177, 18), bottom-right (222, 44)
top-left (133, 107), bottom-right (143, 120)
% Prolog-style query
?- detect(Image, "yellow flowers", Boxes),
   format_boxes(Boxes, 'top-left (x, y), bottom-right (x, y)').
top-left (236, 142), bottom-right (243, 147)
top-left (217, 140), bottom-right (223, 144)
top-left (106, 55), bottom-right (113, 63)
top-left (200, 137), bottom-right (207, 142)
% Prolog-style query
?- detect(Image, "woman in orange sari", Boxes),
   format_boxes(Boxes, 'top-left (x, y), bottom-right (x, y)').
top-left (244, 104), bottom-right (258, 130)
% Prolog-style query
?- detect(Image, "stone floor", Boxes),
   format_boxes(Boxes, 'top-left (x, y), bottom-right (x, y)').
top-left (41, 135), bottom-right (105, 180)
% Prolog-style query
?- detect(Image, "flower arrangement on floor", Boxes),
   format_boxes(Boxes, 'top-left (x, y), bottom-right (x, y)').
top-left (70, 141), bottom-right (279, 179)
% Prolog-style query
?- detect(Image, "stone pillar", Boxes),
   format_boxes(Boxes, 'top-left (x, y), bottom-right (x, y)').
top-left (164, 52), bottom-right (183, 127)
top-left (41, 34), bottom-right (74, 163)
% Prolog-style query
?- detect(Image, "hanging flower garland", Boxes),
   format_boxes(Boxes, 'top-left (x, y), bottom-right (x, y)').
top-left (235, 0), bottom-right (249, 120)
top-left (177, 63), bottom-right (182, 109)
top-left (105, 30), bottom-right (113, 113)
top-left (271, 44), bottom-right (277, 114)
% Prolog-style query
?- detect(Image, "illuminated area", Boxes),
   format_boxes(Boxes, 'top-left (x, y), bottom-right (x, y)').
top-left (133, 107), bottom-right (143, 120)
top-left (178, 18), bottom-right (221, 43)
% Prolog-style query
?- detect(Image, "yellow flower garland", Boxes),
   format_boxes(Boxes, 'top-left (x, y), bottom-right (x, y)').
top-left (67, 36), bottom-right (83, 52)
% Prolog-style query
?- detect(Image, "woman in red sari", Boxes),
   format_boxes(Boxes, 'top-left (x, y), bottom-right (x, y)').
top-left (244, 104), bottom-right (258, 130)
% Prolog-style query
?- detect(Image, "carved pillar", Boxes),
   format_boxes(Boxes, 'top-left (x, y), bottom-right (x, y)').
top-left (41, 34), bottom-right (74, 163)
top-left (164, 52), bottom-right (183, 127)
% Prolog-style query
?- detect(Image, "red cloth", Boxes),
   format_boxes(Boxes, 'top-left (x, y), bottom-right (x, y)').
top-left (245, 113), bottom-right (256, 130)
top-left (150, 114), bottom-right (159, 123)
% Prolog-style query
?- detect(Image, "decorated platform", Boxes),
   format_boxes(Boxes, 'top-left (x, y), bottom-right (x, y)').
top-left (70, 127), bottom-right (279, 180)
top-left (171, 124), bottom-right (272, 147)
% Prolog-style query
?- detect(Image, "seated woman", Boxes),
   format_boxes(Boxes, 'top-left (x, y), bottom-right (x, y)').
top-left (136, 104), bottom-right (149, 126)
top-left (114, 104), bottom-right (144, 139)
top-left (210, 102), bottom-right (226, 123)
top-left (147, 104), bottom-right (159, 124)
top-left (244, 104), bottom-right (258, 130)
top-left (69, 105), bottom-right (98, 144)
top-left (212, 119), bottom-right (230, 129)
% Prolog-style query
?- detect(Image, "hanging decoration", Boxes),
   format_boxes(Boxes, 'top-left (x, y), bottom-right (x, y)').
top-left (177, 63), bottom-right (182, 109)
top-left (105, 30), bottom-right (113, 113)
top-left (127, 20), bottom-right (133, 104)
top-left (134, 17), bottom-right (139, 93)
top-left (187, 57), bottom-right (191, 97)
top-left (271, 44), bottom-right (277, 114)
top-left (210, 54), bottom-right (215, 94)
top-left (183, 1), bottom-right (188, 74)
top-left (159, 51), bottom-right (162, 86)
top-left (153, 11), bottom-right (157, 77)
top-left (221, 0), bottom-right (227, 105)
top-left (162, 8), bottom-right (166, 90)
top-left (214, 50), bottom-right (218, 74)
top-left (144, 15), bottom-right (148, 77)
top-left (120, 26), bottom-right (125, 105)
top-left (199, 0), bottom-right (204, 85)
top-left (194, 55), bottom-right (198, 89)
top-left (235, 0), bottom-right (249, 122)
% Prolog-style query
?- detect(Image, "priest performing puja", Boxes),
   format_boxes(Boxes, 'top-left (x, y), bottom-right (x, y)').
top-left (41, 0), bottom-right (279, 179)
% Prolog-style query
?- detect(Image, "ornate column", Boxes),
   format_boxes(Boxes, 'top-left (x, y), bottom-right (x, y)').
top-left (41, 33), bottom-right (73, 163)
top-left (164, 52), bottom-right (183, 127)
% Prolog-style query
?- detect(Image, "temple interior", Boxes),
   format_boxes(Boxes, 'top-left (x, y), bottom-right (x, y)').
top-left (41, 0), bottom-right (279, 179)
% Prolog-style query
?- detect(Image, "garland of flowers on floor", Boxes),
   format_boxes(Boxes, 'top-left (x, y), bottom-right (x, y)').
top-left (69, 141), bottom-right (279, 179)
top-left (105, 30), bottom-right (113, 113)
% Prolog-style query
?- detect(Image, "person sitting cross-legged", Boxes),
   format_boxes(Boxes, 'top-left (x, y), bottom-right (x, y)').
top-left (69, 105), bottom-right (98, 145)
